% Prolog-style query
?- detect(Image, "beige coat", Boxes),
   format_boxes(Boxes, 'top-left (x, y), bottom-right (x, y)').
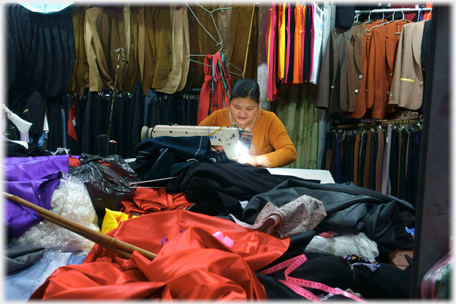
top-left (388, 21), bottom-right (425, 110)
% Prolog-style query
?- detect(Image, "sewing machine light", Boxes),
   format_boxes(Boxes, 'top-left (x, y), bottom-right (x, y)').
top-left (236, 141), bottom-right (249, 157)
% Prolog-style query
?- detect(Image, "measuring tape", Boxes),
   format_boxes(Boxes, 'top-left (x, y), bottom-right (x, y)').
top-left (258, 254), bottom-right (367, 302)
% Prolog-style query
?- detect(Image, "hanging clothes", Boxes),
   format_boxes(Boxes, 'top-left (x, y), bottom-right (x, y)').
top-left (197, 51), bottom-right (232, 124)
top-left (346, 21), bottom-right (366, 113)
top-left (315, 26), bottom-right (353, 115)
top-left (156, 5), bottom-right (187, 94)
top-left (347, 21), bottom-right (375, 118)
top-left (151, 6), bottom-right (172, 90)
top-left (309, 3), bottom-right (324, 84)
top-left (266, 3), bottom-right (278, 101)
top-left (389, 21), bottom-right (426, 110)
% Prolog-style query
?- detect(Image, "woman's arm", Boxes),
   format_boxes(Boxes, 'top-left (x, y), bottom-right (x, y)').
top-left (263, 114), bottom-right (297, 168)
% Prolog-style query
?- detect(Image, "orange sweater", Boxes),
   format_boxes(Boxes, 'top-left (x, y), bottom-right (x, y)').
top-left (199, 107), bottom-right (297, 168)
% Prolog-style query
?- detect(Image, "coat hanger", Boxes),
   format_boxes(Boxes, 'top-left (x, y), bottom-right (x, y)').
top-left (366, 10), bottom-right (373, 24)
top-left (366, 10), bottom-right (395, 34)
top-left (395, 10), bottom-right (410, 34)
top-left (353, 13), bottom-right (360, 25)
top-left (185, 1), bottom-right (244, 77)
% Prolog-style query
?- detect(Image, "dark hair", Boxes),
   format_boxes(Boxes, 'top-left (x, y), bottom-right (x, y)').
top-left (230, 78), bottom-right (260, 104)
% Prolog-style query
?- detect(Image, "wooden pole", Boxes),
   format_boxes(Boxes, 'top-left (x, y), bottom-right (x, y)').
top-left (242, 4), bottom-right (256, 78)
top-left (4, 192), bottom-right (157, 261)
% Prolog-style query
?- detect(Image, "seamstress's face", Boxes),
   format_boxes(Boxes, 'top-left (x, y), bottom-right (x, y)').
top-left (229, 97), bottom-right (258, 128)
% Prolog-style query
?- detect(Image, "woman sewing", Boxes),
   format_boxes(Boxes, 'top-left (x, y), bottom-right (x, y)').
top-left (199, 78), bottom-right (297, 168)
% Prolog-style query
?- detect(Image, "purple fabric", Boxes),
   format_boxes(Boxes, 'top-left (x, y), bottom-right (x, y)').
top-left (4, 155), bottom-right (69, 238)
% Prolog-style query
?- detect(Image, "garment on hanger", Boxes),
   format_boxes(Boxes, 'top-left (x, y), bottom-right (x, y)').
top-left (346, 21), bottom-right (366, 113)
top-left (266, 3), bottom-right (278, 101)
top-left (156, 5), bottom-right (186, 94)
top-left (347, 21), bottom-right (375, 118)
top-left (316, 26), bottom-right (353, 114)
top-left (151, 6), bottom-right (172, 90)
top-left (309, 3), bottom-right (324, 84)
top-left (389, 21), bottom-right (426, 110)
top-left (197, 51), bottom-right (231, 124)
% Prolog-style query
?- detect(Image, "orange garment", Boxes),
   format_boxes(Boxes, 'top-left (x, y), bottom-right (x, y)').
top-left (199, 107), bottom-right (297, 168)
top-left (293, 4), bottom-right (302, 84)
top-left (423, 2), bottom-right (432, 20)
top-left (31, 210), bottom-right (289, 300)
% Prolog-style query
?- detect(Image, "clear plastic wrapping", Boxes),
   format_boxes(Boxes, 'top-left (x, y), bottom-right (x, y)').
top-left (11, 175), bottom-right (100, 252)
top-left (304, 232), bottom-right (379, 260)
top-left (421, 252), bottom-right (451, 299)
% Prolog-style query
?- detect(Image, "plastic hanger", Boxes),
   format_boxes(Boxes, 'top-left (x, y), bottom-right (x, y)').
top-left (353, 13), bottom-right (360, 25)
top-left (395, 10), bottom-right (410, 34)
top-left (185, 1), bottom-right (244, 77)
top-left (366, 10), bottom-right (373, 24)
top-left (366, 9), bottom-right (397, 34)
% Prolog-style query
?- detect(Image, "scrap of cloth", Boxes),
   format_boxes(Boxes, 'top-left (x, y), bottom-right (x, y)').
top-left (30, 210), bottom-right (290, 300)
top-left (121, 188), bottom-right (193, 215)
top-left (4, 155), bottom-right (70, 238)
top-left (231, 195), bottom-right (327, 239)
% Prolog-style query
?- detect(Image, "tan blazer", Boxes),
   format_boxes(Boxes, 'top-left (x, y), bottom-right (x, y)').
top-left (157, 5), bottom-right (184, 94)
top-left (151, 6), bottom-right (172, 90)
top-left (85, 7), bottom-right (112, 91)
top-left (389, 21), bottom-right (425, 110)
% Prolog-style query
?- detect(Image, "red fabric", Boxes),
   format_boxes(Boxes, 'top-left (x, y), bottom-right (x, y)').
top-left (67, 99), bottom-right (78, 141)
top-left (30, 210), bottom-right (289, 300)
top-left (68, 156), bottom-right (81, 167)
top-left (121, 188), bottom-right (193, 214)
top-left (197, 51), bottom-right (231, 124)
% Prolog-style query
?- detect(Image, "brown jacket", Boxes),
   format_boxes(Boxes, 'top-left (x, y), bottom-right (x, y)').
top-left (346, 21), bottom-right (366, 113)
top-left (316, 26), bottom-right (353, 114)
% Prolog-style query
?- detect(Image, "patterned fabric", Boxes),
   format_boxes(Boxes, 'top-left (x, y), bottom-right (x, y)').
top-left (343, 254), bottom-right (380, 276)
top-left (231, 194), bottom-right (327, 239)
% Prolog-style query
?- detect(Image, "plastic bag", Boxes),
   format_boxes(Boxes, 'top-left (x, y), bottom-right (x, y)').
top-left (421, 252), bottom-right (451, 299)
top-left (68, 154), bottom-right (138, 223)
top-left (10, 176), bottom-right (99, 252)
top-left (305, 232), bottom-right (379, 260)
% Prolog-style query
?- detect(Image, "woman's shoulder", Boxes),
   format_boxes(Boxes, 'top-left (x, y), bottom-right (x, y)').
top-left (258, 108), bottom-right (280, 121)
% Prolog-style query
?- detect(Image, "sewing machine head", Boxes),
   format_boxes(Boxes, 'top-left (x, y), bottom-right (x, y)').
top-left (141, 125), bottom-right (252, 160)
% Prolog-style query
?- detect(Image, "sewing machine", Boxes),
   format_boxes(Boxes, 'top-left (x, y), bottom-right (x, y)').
top-left (141, 125), bottom-right (251, 160)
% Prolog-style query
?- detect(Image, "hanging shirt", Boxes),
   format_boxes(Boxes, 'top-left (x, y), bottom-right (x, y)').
top-left (266, 3), bottom-right (278, 101)
top-left (278, 2), bottom-right (287, 80)
top-left (293, 4), bottom-right (302, 84)
top-left (310, 3), bottom-right (324, 84)
top-left (197, 51), bottom-right (231, 124)
top-left (285, 2), bottom-right (292, 83)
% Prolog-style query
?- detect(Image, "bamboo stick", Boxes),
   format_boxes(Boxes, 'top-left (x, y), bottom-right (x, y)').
top-left (242, 4), bottom-right (256, 78)
top-left (4, 192), bottom-right (157, 261)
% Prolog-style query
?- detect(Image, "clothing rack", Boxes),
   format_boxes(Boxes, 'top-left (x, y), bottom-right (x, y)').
top-left (332, 118), bottom-right (424, 129)
top-left (355, 7), bottom-right (432, 14)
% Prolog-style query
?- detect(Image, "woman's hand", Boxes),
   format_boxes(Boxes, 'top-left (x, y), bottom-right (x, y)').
top-left (236, 154), bottom-right (270, 167)
top-left (237, 153), bottom-right (258, 166)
